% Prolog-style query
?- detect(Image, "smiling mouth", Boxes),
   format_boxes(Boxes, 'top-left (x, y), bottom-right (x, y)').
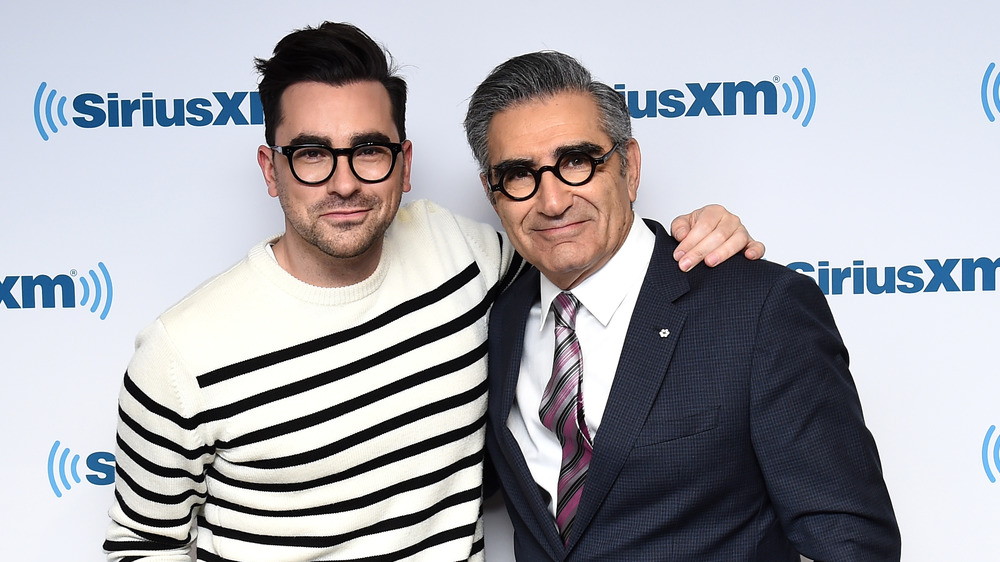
top-left (535, 220), bottom-right (585, 235)
top-left (321, 208), bottom-right (370, 221)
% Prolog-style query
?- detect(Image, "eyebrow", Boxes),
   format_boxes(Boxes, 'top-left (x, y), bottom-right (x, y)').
top-left (286, 131), bottom-right (394, 147)
top-left (491, 141), bottom-right (608, 173)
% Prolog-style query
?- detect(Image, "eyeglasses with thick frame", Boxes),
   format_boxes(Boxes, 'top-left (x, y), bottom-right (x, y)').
top-left (270, 142), bottom-right (405, 185)
top-left (487, 142), bottom-right (621, 202)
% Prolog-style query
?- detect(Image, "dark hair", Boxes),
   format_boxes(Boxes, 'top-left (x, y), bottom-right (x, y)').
top-left (254, 21), bottom-right (407, 145)
top-left (464, 50), bottom-right (631, 177)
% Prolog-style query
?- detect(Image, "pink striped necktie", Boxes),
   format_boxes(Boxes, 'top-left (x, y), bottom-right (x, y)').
top-left (538, 291), bottom-right (593, 544)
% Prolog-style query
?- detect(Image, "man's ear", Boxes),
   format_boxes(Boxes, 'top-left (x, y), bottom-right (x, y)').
top-left (624, 138), bottom-right (641, 203)
top-left (399, 140), bottom-right (413, 193)
top-left (257, 145), bottom-right (279, 197)
top-left (480, 173), bottom-right (496, 205)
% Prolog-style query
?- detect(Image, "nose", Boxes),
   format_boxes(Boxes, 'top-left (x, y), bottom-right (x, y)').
top-left (534, 168), bottom-right (573, 217)
top-left (324, 154), bottom-right (361, 197)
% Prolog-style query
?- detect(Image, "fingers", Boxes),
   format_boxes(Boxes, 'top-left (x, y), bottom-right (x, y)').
top-left (671, 204), bottom-right (762, 272)
top-left (744, 239), bottom-right (766, 261)
top-left (669, 211), bottom-right (695, 244)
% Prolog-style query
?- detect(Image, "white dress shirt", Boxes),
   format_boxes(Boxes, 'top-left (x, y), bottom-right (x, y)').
top-left (506, 213), bottom-right (655, 517)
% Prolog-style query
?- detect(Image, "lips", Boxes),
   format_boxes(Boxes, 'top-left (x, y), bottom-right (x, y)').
top-left (532, 219), bottom-right (586, 239)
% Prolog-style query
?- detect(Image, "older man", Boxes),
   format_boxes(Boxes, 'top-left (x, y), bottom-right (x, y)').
top-left (466, 51), bottom-right (900, 561)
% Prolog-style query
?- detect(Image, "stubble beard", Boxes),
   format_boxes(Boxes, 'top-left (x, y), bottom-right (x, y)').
top-left (282, 191), bottom-right (397, 261)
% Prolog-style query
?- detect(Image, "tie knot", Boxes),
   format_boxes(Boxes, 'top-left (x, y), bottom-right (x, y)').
top-left (553, 292), bottom-right (581, 329)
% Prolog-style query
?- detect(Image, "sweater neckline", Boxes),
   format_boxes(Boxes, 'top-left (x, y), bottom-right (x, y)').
top-left (248, 234), bottom-right (391, 305)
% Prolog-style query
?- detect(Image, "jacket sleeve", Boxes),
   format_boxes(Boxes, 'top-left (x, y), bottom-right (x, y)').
top-left (104, 319), bottom-right (214, 561)
top-left (749, 272), bottom-right (901, 562)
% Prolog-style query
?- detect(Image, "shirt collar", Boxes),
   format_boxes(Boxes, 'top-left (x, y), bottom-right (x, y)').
top-left (538, 213), bottom-right (655, 330)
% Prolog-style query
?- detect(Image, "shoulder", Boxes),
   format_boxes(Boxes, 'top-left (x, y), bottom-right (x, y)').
top-left (393, 199), bottom-right (499, 246)
top-left (391, 199), bottom-right (515, 280)
top-left (158, 242), bottom-right (268, 326)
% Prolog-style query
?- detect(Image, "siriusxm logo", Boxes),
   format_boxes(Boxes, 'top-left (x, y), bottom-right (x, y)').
top-left (34, 82), bottom-right (262, 141)
top-left (614, 67), bottom-right (816, 127)
top-left (47, 441), bottom-right (115, 498)
top-left (788, 257), bottom-right (1000, 295)
top-left (982, 62), bottom-right (1000, 122)
top-left (1, 262), bottom-right (113, 319)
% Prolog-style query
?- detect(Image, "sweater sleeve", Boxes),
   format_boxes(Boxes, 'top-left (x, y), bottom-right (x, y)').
top-left (104, 319), bottom-right (215, 561)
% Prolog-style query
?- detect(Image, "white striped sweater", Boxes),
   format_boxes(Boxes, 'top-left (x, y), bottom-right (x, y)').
top-left (105, 200), bottom-right (518, 561)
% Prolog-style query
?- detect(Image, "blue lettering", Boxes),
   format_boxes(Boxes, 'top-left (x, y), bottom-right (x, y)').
top-left (71, 93), bottom-right (106, 128)
top-left (141, 92), bottom-right (154, 127)
top-left (627, 90), bottom-right (658, 119)
top-left (119, 97), bottom-right (141, 127)
top-left (21, 275), bottom-right (74, 308)
top-left (59, 90), bottom-right (266, 130)
top-left (212, 91), bottom-right (248, 125)
top-left (85, 452), bottom-right (116, 486)
top-left (787, 261), bottom-right (814, 275)
top-left (866, 266), bottom-right (896, 294)
top-left (817, 261), bottom-right (830, 294)
top-left (831, 266), bottom-right (851, 295)
top-left (853, 260), bottom-right (864, 294)
top-left (155, 99), bottom-right (186, 126)
top-left (249, 91), bottom-right (263, 125)
top-left (723, 80), bottom-right (778, 116)
top-left (186, 98), bottom-right (213, 126)
top-left (0, 276), bottom-right (20, 309)
top-left (785, 258), bottom-right (998, 295)
top-left (685, 82), bottom-right (722, 116)
top-left (657, 89), bottom-right (685, 118)
top-left (924, 259), bottom-right (960, 292)
top-left (962, 257), bottom-right (1000, 291)
top-left (897, 265), bottom-right (924, 293)
top-left (107, 93), bottom-right (120, 127)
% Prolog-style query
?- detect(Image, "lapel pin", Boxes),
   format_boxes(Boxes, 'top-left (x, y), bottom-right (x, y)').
top-left (659, 328), bottom-right (670, 338)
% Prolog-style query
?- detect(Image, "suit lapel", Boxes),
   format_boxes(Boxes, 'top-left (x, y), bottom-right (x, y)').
top-left (567, 221), bottom-right (691, 549)
top-left (491, 269), bottom-right (566, 558)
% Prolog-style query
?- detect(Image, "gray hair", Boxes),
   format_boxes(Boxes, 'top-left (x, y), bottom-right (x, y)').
top-left (464, 50), bottom-right (632, 177)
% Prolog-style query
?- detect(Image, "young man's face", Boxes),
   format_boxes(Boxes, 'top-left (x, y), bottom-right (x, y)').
top-left (258, 80), bottom-right (411, 269)
top-left (484, 91), bottom-right (640, 290)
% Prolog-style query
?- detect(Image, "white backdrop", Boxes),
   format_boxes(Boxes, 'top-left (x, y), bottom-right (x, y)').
top-left (2, 1), bottom-right (998, 559)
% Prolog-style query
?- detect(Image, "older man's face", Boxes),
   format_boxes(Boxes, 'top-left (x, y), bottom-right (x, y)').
top-left (484, 91), bottom-right (640, 290)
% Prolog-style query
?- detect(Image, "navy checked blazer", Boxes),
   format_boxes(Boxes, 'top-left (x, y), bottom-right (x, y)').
top-left (485, 218), bottom-right (901, 561)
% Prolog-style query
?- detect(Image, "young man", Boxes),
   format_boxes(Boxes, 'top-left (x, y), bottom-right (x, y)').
top-left (467, 51), bottom-right (900, 561)
top-left (104, 23), bottom-right (760, 561)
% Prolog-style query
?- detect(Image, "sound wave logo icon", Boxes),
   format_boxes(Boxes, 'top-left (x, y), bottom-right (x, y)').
top-left (982, 63), bottom-right (1000, 122)
top-left (78, 262), bottom-right (114, 320)
top-left (983, 425), bottom-right (1000, 483)
top-left (780, 68), bottom-right (816, 127)
top-left (34, 82), bottom-right (68, 141)
top-left (46, 441), bottom-right (116, 498)
top-left (47, 441), bottom-right (82, 498)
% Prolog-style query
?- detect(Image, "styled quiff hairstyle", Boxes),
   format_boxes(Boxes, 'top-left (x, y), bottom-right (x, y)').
top-left (254, 21), bottom-right (407, 146)
top-left (464, 50), bottom-right (631, 177)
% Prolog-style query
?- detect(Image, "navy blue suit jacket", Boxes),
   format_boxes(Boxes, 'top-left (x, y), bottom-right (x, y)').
top-left (486, 219), bottom-right (900, 561)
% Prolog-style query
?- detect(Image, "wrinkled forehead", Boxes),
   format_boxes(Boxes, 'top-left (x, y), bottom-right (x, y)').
top-left (486, 92), bottom-right (610, 164)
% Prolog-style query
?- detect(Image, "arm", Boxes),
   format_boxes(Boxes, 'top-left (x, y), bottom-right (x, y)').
top-left (749, 273), bottom-right (900, 561)
top-left (104, 320), bottom-right (213, 561)
top-left (670, 204), bottom-right (765, 271)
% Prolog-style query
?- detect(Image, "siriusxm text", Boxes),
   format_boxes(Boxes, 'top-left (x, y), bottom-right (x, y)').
top-left (615, 81), bottom-right (778, 118)
top-left (788, 258), bottom-right (1000, 294)
top-left (1, 274), bottom-right (75, 309)
top-left (72, 91), bottom-right (262, 128)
